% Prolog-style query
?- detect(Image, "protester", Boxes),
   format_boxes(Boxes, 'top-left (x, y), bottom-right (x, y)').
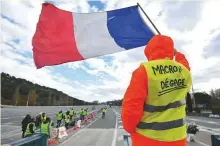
top-left (64, 111), bottom-right (70, 129)
top-left (121, 35), bottom-right (192, 146)
top-left (41, 113), bottom-right (47, 123)
top-left (35, 112), bottom-right (42, 127)
top-left (24, 118), bottom-right (36, 137)
top-left (21, 114), bottom-right (31, 138)
top-left (56, 110), bottom-right (63, 128)
top-left (69, 108), bottom-right (74, 121)
top-left (40, 117), bottom-right (50, 139)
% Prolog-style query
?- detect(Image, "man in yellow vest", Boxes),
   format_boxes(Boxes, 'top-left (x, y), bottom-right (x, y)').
top-left (41, 113), bottom-right (47, 123)
top-left (24, 118), bottom-right (36, 137)
top-left (64, 111), bottom-right (70, 129)
top-left (40, 118), bottom-right (50, 138)
top-left (121, 35), bottom-right (192, 146)
top-left (69, 108), bottom-right (74, 121)
top-left (80, 108), bottom-right (84, 120)
top-left (102, 107), bottom-right (107, 118)
top-left (82, 109), bottom-right (87, 121)
top-left (56, 110), bottom-right (63, 128)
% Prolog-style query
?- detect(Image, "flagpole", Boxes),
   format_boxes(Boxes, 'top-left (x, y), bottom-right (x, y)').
top-left (137, 3), bottom-right (161, 35)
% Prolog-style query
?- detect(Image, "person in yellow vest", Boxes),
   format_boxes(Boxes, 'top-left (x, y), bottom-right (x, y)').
top-left (40, 118), bottom-right (50, 138)
top-left (41, 113), bottom-right (47, 123)
top-left (102, 107), bottom-right (107, 118)
top-left (56, 110), bottom-right (63, 128)
top-left (69, 108), bottom-right (74, 121)
top-left (47, 117), bottom-right (54, 138)
top-left (24, 118), bottom-right (36, 137)
top-left (64, 111), bottom-right (70, 129)
top-left (82, 109), bottom-right (87, 121)
top-left (80, 108), bottom-right (83, 120)
top-left (121, 35), bottom-right (192, 146)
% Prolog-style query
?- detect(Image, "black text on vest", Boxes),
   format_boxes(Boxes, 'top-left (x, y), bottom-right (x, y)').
top-left (152, 65), bottom-right (182, 75)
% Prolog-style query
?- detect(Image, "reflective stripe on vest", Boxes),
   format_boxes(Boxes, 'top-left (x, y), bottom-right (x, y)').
top-left (137, 118), bottom-right (185, 130)
top-left (25, 123), bottom-right (36, 136)
top-left (136, 59), bottom-right (192, 142)
top-left (144, 99), bottom-right (186, 113)
top-left (40, 123), bottom-right (49, 135)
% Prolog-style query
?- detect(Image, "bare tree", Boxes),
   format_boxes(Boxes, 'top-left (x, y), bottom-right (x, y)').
top-left (210, 89), bottom-right (216, 99)
top-left (210, 89), bottom-right (220, 99)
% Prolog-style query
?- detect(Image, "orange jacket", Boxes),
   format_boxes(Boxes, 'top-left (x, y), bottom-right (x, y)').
top-left (121, 35), bottom-right (190, 146)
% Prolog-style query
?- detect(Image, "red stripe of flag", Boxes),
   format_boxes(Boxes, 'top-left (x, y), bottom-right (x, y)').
top-left (32, 3), bottom-right (83, 69)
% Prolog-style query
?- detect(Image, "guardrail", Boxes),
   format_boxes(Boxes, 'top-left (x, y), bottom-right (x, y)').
top-left (211, 135), bottom-right (220, 146)
top-left (9, 134), bottom-right (47, 146)
top-left (7, 109), bottom-right (101, 146)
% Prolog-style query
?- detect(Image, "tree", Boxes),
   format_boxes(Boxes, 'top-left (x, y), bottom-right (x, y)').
top-left (28, 89), bottom-right (37, 106)
top-left (194, 92), bottom-right (212, 109)
top-left (210, 89), bottom-right (220, 99)
top-left (1, 72), bottom-right (90, 106)
top-left (92, 100), bottom-right (99, 105)
top-left (210, 89), bottom-right (216, 99)
top-left (12, 85), bottom-right (20, 106)
top-left (186, 93), bottom-right (193, 112)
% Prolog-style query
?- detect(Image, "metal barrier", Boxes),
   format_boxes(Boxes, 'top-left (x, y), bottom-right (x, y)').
top-left (9, 133), bottom-right (48, 146)
top-left (211, 135), bottom-right (220, 146)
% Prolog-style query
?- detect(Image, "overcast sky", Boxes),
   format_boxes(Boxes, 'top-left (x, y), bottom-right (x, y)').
top-left (1, 0), bottom-right (220, 102)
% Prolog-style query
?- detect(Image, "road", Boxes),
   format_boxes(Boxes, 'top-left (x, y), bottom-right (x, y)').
top-left (0, 106), bottom-right (100, 144)
top-left (1, 106), bottom-right (220, 146)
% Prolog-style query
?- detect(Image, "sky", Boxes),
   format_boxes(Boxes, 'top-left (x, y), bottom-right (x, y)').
top-left (1, 0), bottom-right (220, 102)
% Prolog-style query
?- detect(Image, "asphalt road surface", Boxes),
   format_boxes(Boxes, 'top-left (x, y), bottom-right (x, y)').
top-left (1, 106), bottom-right (220, 146)
top-left (1, 106), bottom-right (100, 144)
top-left (57, 107), bottom-right (220, 146)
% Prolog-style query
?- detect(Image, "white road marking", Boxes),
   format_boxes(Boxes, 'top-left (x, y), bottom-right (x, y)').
top-left (195, 140), bottom-right (210, 146)
top-left (117, 135), bottom-right (123, 141)
top-left (2, 117), bottom-right (10, 119)
top-left (187, 118), bottom-right (220, 126)
top-left (58, 115), bottom-right (101, 146)
top-left (3, 122), bottom-right (13, 125)
top-left (1, 129), bottom-right (21, 135)
top-left (111, 109), bottom-right (119, 146)
top-left (1, 132), bottom-right (21, 139)
top-left (198, 127), bottom-right (220, 135)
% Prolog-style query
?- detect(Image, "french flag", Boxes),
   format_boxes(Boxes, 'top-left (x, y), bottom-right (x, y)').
top-left (32, 3), bottom-right (155, 69)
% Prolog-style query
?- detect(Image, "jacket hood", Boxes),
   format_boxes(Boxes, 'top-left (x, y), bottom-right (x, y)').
top-left (144, 35), bottom-right (174, 61)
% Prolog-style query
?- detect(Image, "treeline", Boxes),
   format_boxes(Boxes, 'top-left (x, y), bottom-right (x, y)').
top-left (106, 90), bottom-right (220, 114)
top-left (1, 72), bottom-right (92, 106)
top-left (106, 99), bottom-right (122, 106)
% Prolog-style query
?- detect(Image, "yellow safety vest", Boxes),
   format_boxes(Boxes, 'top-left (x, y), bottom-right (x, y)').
top-left (41, 115), bottom-right (47, 122)
top-left (25, 122), bottom-right (36, 136)
top-left (56, 113), bottom-right (62, 120)
top-left (136, 59), bottom-right (192, 142)
top-left (69, 110), bottom-right (74, 116)
top-left (64, 114), bottom-right (70, 123)
top-left (40, 123), bottom-right (49, 135)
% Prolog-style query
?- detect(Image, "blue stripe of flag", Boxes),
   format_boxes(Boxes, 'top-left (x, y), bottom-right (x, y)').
top-left (107, 5), bottom-right (155, 50)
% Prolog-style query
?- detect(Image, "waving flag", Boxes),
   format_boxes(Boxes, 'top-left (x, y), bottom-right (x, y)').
top-left (32, 3), bottom-right (155, 69)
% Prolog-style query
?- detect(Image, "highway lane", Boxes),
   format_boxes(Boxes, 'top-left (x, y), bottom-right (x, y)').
top-left (1, 106), bottom-right (219, 146)
top-left (1, 106), bottom-right (100, 144)
top-left (59, 107), bottom-right (219, 146)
